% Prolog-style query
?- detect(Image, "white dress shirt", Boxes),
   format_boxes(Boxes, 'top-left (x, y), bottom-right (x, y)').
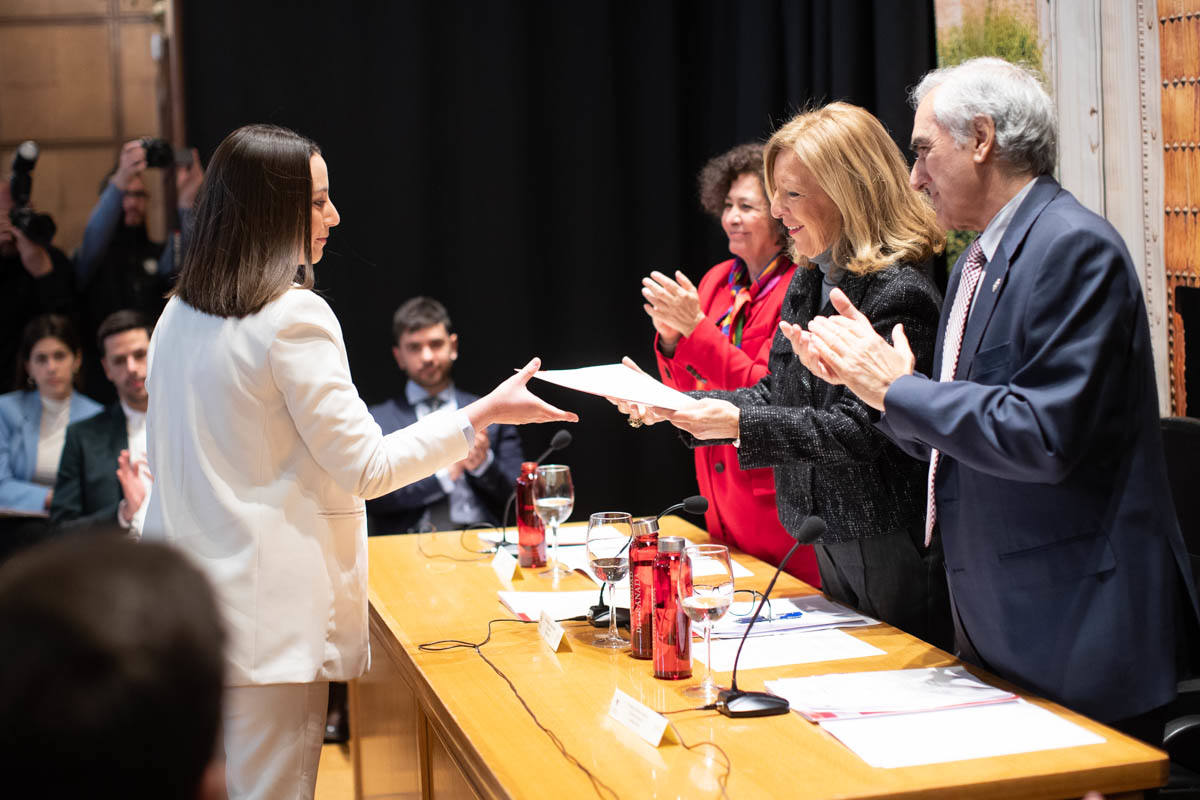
top-left (33, 395), bottom-right (71, 487)
top-left (406, 381), bottom-right (493, 526)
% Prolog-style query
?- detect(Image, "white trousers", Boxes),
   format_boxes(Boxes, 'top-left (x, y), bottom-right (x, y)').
top-left (223, 681), bottom-right (329, 800)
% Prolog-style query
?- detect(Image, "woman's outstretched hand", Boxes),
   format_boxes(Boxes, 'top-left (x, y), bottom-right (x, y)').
top-left (466, 357), bottom-right (579, 429)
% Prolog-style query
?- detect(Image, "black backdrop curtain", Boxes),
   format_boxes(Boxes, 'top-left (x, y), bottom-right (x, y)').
top-left (182, 0), bottom-right (936, 522)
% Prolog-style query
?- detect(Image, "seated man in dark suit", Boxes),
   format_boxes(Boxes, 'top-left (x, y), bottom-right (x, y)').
top-left (0, 535), bottom-right (226, 800)
top-left (367, 297), bottom-right (524, 533)
top-left (50, 310), bottom-right (153, 535)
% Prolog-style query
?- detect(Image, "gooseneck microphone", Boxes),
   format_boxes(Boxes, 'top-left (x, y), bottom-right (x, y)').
top-left (535, 429), bottom-right (573, 466)
top-left (656, 495), bottom-right (709, 520)
top-left (496, 429), bottom-right (573, 549)
top-left (716, 515), bottom-right (826, 718)
top-left (589, 494), bottom-right (710, 628)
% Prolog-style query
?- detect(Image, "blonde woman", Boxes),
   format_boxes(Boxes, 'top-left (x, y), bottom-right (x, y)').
top-left (624, 103), bottom-right (951, 646)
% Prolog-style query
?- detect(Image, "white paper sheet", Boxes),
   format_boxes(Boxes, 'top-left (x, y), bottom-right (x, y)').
top-left (533, 364), bottom-right (695, 410)
top-left (713, 595), bottom-right (877, 640)
top-left (818, 699), bottom-right (1105, 768)
top-left (478, 524), bottom-right (589, 546)
top-left (692, 628), bottom-right (885, 672)
top-left (692, 555), bottom-right (754, 580)
top-left (558, 546), bottom-right (753, 588)
top-left (497, 590), bottom-right (598, 621)
top-left (764, 666), bottom-right (1016, 721)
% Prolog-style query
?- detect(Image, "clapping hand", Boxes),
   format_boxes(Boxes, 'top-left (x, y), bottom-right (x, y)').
top-left (789, 288), bottom-right (915, 411)
top-left (641, 270), bottom-right (705, 355)
top-left (115, 449), bottom-right (152, 522)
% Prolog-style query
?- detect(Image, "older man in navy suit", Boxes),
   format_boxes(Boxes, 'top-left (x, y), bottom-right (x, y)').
top-left (787, 58), bottom-right (1197, 741)
top-left (367, 297), bottom-right (524, 533)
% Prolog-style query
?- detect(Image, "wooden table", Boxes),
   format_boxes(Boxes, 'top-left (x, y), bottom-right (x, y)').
top-left (349, 518), bottom-right (1166, 799)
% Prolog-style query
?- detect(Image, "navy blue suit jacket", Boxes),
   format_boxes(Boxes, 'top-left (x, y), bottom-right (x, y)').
top-left (881, 176), bottom-right (1197, 722)
top-left (49, 402), bottom-right (128, 533)
top-left (365, 390), bottom-right (524, 533)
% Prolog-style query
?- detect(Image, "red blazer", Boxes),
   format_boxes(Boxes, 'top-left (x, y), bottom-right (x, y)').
top-left (655, 257), bottom-right (820, 586)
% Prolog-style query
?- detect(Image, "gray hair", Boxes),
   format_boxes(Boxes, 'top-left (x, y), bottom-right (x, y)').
top-left (910, 57), bottom-right (1056, 176)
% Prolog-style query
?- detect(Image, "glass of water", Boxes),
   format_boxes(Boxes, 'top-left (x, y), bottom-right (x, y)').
top-left (533, 464), bottom-right (574, 580)
top-left (679, 543), bottom-right (734, 701)
top-left (586, 511), bottom-right (632, 649)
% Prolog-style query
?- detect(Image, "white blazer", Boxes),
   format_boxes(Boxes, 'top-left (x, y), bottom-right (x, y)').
top-left (142, 288), bottom-right (468, 685)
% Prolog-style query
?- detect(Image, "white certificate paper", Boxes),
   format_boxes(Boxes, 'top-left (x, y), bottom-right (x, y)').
top-left (533, 364), bottom-right (694, 410)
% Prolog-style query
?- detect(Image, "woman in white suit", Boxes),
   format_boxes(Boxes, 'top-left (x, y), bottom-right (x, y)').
top-left (141, 124), bottom-right (576, 799)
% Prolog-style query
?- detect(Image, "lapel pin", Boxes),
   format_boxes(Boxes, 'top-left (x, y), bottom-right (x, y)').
top-left (991, 277), bottom-right (1001, 293)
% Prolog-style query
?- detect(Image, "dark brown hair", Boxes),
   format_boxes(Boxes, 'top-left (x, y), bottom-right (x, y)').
top-left (14, 314), bottom-right (82, 391)
top-left (0, 536), bottom-right (225, 800)
top-left (96, 309), bottom-right (152, 359)
top-left (392, 296), bottom-right (454, 344)
top-left (696, 142), bottom-right (787, 243)
top-left (171, 124), bottom-right (320, 318)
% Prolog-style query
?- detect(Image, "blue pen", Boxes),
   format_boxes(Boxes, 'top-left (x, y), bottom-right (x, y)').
top-left (736, 610), bottom-right (803, 624)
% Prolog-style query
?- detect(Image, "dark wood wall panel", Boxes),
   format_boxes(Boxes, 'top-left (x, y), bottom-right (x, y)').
top-left (0, 0), bottom-right (166, 252)
top-left (1160, 0), bottom-right (1200, 414)
top-left (0, 25), bottom-right (114, 141)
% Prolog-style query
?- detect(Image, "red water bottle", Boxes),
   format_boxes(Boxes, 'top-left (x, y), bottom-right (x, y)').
top-left (514, 461), bottom-right (546, 567)
top-left (652, 536), bottom-right (692, 679)
top-left (629, 517), bottom-right (659, 660)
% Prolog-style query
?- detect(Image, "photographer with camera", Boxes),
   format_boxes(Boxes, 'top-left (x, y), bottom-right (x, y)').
top-left (1, 142), bottom-right (74, 385)
top-left (75, 138), bottom-right (202, 402)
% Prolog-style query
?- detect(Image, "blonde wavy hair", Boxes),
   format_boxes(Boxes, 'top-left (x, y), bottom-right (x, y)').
top-left (763, 102), bottom-right (944, 275)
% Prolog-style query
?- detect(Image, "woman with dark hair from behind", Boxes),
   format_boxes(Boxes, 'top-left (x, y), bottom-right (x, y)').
top-left (0, 315), bottom-right (102, 558)
top-left (638, 143), bottom-right (819, 585)
top-left (140, 123), bottom-right (577, 799)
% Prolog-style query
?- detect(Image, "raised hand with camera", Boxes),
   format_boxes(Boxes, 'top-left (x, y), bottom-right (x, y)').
top-left (108, 140), bottom-right (148, 192)
top-left (1, 143), bottom-right (74, 382)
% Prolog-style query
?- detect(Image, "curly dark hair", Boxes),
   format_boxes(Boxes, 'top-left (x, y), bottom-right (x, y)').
top-left (696, 143), bottom-right (786, 242)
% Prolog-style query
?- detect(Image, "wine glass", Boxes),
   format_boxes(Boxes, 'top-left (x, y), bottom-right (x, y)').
top-left (533, 464), bottom-right (574, 580)
top-left (679, 544), bottom-right (734, 701)
top-left (586, 512), bottom-right (632, 649)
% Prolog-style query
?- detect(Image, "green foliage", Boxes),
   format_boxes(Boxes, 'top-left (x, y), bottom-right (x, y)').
top-left (936, 3), bottom-right (1042, 265)
top-left (944, 229), bottom-right (979, 270)
top-left (938, 5), bottom-right (1043, 75)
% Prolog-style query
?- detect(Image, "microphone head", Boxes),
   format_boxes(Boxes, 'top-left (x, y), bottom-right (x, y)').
top-left (682, 495), bottom-right (709, 515)
top-left (792, 516), bottom-right (826, 545)
top-left (550, 429), bottom-right (572, 451)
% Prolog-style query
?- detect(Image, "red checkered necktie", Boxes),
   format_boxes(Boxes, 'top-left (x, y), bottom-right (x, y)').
top-left (924, 238), bottom-right (986, 546)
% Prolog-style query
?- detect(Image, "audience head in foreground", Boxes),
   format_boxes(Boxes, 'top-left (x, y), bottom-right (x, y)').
top-left (0, 536), bottom-right (225, 799)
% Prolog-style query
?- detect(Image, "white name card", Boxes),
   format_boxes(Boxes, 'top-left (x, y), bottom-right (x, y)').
top-left (608, 688), bottom-right (676, 747)
top-left (538, 610), bottom-right (570, 652)
top-left (491, 547), bottom-right (523, 584)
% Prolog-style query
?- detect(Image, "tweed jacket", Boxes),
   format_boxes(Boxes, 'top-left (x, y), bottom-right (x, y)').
top-left (699, 262), bottom-right (941, 544)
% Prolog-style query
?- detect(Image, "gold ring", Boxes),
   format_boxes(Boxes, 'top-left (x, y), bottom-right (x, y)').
top-left (628, 417), bottom-right (644, 429)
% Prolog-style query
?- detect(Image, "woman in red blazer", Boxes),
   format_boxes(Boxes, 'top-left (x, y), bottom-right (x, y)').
top-left (641, 144), bottom-right (819, 586)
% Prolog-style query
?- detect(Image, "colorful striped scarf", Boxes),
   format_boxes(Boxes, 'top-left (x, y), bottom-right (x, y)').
top-left (716, 251), bottom-right (787, 348)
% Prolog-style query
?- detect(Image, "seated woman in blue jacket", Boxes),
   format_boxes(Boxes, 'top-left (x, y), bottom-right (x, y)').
top-left (0, 314), bottom-right (102, 515)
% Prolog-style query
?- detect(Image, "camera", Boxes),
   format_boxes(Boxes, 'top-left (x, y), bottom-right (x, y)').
top-left (140, 137), bottom-right (192, 169)
top-left (8, 141), bottom-right (56, 249)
